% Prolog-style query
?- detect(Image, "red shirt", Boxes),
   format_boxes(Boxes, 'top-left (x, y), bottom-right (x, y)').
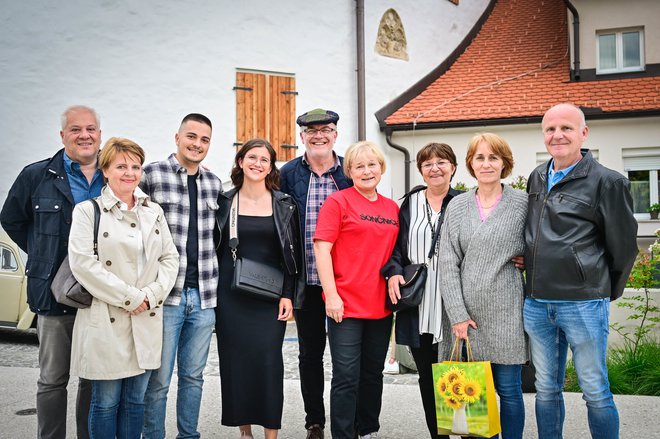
top-left (314, 187), bottom-right (399, 319)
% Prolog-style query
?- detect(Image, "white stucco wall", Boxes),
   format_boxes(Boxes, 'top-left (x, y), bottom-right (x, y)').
top-left (0, 0), bottom-right (490, 204)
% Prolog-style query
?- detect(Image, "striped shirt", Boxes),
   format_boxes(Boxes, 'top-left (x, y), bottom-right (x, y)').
top-left (140, 154), bottom-right (222, 309)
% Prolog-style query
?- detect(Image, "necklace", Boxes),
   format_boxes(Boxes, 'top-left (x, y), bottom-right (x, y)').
top-left (476, 193), bottom-right (501, 210)
top-left (424, 193), bottom-right (443, 256)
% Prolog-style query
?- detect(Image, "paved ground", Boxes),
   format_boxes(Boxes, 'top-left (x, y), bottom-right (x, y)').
top-left (1, 323), bottom-right (659, 438)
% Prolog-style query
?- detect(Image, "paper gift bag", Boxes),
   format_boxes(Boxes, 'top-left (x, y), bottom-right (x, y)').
top-left (432, 338), bottom-right (501, 438)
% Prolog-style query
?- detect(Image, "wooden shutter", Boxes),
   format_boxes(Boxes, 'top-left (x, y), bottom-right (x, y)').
top-left (235, 71), bottom-right (297, 162)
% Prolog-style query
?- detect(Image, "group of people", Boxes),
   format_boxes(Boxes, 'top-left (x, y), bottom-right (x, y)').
top-left (0, 102), bottom-right (639, 439)
top-left (382, 103), bottom-right (638, 439)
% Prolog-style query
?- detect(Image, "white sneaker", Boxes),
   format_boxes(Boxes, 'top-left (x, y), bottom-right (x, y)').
top-left (360, 433), bottom-right (378, 439)
top-left (383, 359), bottom-right (399, 374)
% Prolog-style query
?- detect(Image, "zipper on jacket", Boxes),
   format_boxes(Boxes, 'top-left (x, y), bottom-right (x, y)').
top-left (530, 190), bottom-right (549, 295)
top-left (571, 246), bottom-right (586, 281)
top-left (285, 225), bottom-right (298, 274)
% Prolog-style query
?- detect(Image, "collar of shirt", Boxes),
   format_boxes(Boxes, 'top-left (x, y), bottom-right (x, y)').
top-left (105, 185), bottom-right (148, 211)
top-left (63, 152), bottom-right (104, 204)
top-left (63, 151), bottom-right (83, 175)
top-left (547, 159), bottom-right (579, 191)
top-left (167, 153), bottom-right (206, 179)
top-left (302, 152), bottom-right (341, 175)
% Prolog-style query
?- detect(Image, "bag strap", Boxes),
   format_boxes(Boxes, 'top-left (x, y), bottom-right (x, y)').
top-left (91, 198), bottom-right (101, 258)
top-left (448, 336), bottom-right (474, 363)
top-left (228, 193), bottom-right (239, 264)
top-left (425, 209), bottom-right (445, 263)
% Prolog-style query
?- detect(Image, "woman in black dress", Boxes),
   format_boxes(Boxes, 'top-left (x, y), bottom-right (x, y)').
top-left (215, 139), bottom-right (302, 439)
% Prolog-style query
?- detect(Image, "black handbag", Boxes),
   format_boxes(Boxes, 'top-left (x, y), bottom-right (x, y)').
top-left (51, 199), bottom-right (101, 309)
top-left (386, 204), bottom-right (444, 312)
top-left (228, 193), bottom-right (284, 303)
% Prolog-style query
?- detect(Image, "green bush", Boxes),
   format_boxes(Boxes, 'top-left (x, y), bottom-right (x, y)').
top-left (564, 339), bottom-right (660, 396)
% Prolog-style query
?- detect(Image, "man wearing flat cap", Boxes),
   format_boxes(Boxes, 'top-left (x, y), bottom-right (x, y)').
top-left (280, 108), bottom-right (352, 439)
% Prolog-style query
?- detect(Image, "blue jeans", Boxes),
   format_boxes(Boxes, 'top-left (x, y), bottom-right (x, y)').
top-left (89, 372), bottom-right (151, 439)
top-left (491, 364), bottom-right (524, 439)
top-left (327, 315), bottom-right (393, 439)
top-left (523, 298), bottom-right (618, 439)
top-left (143, 288), bottom-right (215, 439)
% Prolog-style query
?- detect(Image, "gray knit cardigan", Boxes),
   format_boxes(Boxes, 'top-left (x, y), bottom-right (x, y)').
top-left (438, 185), bottom-right (528, 365)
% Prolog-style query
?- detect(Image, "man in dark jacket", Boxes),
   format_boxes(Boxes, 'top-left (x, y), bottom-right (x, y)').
top-left (524, 103), bottom-right (638, 439)
top-left (279, 108), bottom-right (352, 439)
top-left (0, 105), bottom-right (104, 439)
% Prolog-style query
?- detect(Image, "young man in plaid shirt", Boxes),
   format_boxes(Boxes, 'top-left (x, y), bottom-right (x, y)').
top-left (140, 113), bottom-right (222, 439)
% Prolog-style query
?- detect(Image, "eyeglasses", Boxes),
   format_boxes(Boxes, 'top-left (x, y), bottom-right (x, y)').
top-left (244, 154), bottom-right (271, 166)
top-left (421, 160), bottom-right (452, 171)
top-left (303, 127), bottom-right (336, 136)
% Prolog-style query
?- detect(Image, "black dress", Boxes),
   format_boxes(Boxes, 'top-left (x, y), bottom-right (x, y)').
top-left (215, 214), bottom-right (289, 429)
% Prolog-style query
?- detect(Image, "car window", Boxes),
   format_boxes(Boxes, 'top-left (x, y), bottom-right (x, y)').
top-left (1, 245), bottom-right (19, 272)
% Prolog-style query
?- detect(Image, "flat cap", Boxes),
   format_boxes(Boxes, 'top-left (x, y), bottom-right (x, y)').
top-left (296, 108), bottom-right (339, 127)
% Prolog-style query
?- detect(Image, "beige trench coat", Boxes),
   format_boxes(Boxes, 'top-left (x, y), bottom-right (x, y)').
top-left (69, 186), bottom-right (179, 380)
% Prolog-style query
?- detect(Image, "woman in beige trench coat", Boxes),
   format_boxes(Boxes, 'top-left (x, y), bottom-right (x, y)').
top-left (68, 137), bottom-right (179, 439)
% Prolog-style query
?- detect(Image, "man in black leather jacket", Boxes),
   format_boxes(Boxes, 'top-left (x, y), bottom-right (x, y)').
top-left (523, 103), bottom-right (638, 439)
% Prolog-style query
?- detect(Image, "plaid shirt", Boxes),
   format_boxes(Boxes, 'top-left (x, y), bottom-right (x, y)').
top-left (303, 154), bottom-right (342, 285)
top-left (140, 154), bottom-right (222, 309)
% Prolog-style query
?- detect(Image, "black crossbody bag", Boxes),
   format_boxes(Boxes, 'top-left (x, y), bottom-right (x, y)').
top-left (228, 193), bottom-right (284, 303)
top-left (386, 206), bottom-right (444, 312)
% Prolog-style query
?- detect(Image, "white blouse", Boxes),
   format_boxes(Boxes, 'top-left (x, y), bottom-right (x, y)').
top-left (407, 190), bottom-right (443, 343)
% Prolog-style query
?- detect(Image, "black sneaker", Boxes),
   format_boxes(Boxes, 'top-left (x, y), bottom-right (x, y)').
top-left (306, 424), bottom-right (324, 439)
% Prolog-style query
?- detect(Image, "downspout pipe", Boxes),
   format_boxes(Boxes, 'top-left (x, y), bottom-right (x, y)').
top-left (563, 0), bottom-right (580, 80)
top-left (385, 129), bottom-right (410, 194)
top-left (356, 0), bottom-right (366, 140)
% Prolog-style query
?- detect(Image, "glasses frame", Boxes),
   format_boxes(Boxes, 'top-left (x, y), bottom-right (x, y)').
top-left (303, 127), bottom-right (336, 136)
top-left (421, 160), bottom-right (453, 171)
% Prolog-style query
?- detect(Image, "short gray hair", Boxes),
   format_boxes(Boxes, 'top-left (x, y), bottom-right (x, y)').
top-left (61, 105), bottom-right (100, 130)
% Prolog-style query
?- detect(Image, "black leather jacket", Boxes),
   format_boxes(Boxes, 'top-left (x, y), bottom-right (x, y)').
top-left (216, 187), bottom-right (304, 304)
top-left (525, 150), bottom-right (638, 301)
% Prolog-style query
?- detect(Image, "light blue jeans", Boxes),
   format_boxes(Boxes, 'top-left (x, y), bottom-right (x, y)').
top-left (490, 364), bottom-right (524, 439)
top-left (89, 372), bottom-right (151, 439)
top-left (142, 288), bottom-right (215, 439)
top-left (523, 298), bottom-right (618, 439)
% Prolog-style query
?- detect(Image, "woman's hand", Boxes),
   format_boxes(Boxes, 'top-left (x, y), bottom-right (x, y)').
top-left (388, 275), bottom-right (405, 304)
top-left (278, 298), bottom-right (293, 321)
top-left (130, 297), bottom-right (150, 316)
top-left (325, 294), bottom-right (344, 323)
top-left (511, 255), bottom-right (525, 270)
top-left (452, 319), bottom-right (477, 339)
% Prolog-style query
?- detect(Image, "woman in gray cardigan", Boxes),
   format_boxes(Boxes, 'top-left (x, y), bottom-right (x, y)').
top-left (438, 133), bottom-right (527, 439)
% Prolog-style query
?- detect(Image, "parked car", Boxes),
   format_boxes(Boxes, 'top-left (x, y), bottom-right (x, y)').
top-left (0, 230), bottom-right (35, 329)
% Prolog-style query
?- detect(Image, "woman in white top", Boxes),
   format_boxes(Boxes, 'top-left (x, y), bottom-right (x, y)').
top-left (382, 142), bottom-right (463, 439)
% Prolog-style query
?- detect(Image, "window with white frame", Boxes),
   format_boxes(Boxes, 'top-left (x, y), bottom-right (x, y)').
top-left (597, 28), bottom-right (645, 74)
top-left (623, 147), bottom-right (660, 217)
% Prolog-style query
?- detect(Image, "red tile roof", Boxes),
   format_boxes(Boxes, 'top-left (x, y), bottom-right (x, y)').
top-left (380, 0), bottom-right (660, 128)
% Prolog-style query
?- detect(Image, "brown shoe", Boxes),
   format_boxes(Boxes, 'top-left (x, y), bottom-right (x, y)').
top-left (306, 424), bottom-right (324, 439)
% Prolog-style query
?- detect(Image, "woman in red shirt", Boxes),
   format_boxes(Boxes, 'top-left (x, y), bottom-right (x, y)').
top-left (314, 140), bottom-right (399, 439)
